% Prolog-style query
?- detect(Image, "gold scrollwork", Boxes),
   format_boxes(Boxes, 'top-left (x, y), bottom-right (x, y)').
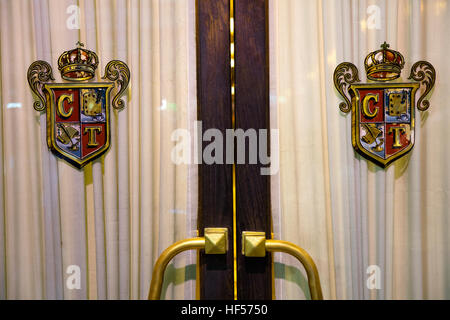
top-left (408, 61), bottom-right (436, 111)
top-left (333, 62), bottom-right (360, 113)
top-left (27, 60), bottom-right (55, 111)
top-left (102, 60), bottom-right (130, 110)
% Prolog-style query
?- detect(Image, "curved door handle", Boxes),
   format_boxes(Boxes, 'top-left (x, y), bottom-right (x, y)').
top-left (148, 228), bottom-right (323, 300)
top-left (265, 240), bottom-right (323, 300)
top-left (242, 231), bottom-right (323, 300)
top-left (148, 228), bottom-right (228, 300)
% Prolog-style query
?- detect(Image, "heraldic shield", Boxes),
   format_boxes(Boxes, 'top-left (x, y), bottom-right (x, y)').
top-left (27, 42), bottom-right (130, 168)
top-left (334, 42), bottom-right (436, 167)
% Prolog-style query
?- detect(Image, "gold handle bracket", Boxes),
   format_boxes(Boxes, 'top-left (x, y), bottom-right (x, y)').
top-left (148, 228), bottom-right (228, 300)
top-left (242, 231), bottom-right (324, 300)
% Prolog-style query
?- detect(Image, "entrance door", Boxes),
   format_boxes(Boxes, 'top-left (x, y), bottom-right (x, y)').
top-left (197, 0), bottom-right (272, 300)
top-left (148, 0), bottom-right (322, 301)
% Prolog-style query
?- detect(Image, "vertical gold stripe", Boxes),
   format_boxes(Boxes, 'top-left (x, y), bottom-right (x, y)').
top-left (0, 23), bottom-right (8, 298)
top-left (90, 0), bottom-right (109, 298)
top-left (79, 0), bottom-right (98, 300)
top-left (196, 230), bottom-right (200, 300)
top-left (232, 165), bottom-right (237, 300)
top-left (84, 163), bottom-right (98, 300)
top-left (316, 0), bottom-right (335, 299)
top-left (230, 0), bottom-right (237, 301)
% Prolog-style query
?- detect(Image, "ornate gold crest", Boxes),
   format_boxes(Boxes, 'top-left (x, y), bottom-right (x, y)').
top-left (334, 42), bottom-right (436, 167)
top-left (27, 42), bottom-right (130, 168)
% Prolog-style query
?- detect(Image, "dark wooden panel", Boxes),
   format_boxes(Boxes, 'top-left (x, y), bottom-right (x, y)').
top-left (235, 0), bottom-right (272, 299)
top-left (196, 0), bottom-right (234, 300)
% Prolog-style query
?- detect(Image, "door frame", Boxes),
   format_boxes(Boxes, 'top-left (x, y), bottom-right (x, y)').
top-left (196, 0), bottom-right (272, 300)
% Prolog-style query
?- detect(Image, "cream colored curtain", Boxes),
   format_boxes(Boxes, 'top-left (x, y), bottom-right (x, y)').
top-left (2, 0), bottom-right (449, 301)
top-left (0, 0), bottom-right (197, 299)
top-left (271, 0), bottom-right (450, 299)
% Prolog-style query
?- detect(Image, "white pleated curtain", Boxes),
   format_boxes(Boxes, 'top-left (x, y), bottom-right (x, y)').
top-left (0, 0), bottom-right (197, 299)
top-left (271, 0), bottom-right (450, 299)
top-left (1, 0), bottom-right (449, 301)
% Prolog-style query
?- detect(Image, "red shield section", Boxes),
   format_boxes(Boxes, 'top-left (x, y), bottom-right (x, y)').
top-left (351, 84), bottom-right (417, 167)
top-left (46, 84), bottom-right (113, 168)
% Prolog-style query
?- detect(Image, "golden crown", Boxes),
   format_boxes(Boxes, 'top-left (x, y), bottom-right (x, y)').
top-left (57, 42), bottom-right (99, 81)
top-left (364, 42), bottom-right (405, 81)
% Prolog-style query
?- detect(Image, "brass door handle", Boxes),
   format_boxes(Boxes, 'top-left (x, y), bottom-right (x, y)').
top-left (148, 228), bottom-right (323, 300)
top-left (242, 231), bottom-right (324, 300)
top-left (148, 228), bottom-right (228, 300)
